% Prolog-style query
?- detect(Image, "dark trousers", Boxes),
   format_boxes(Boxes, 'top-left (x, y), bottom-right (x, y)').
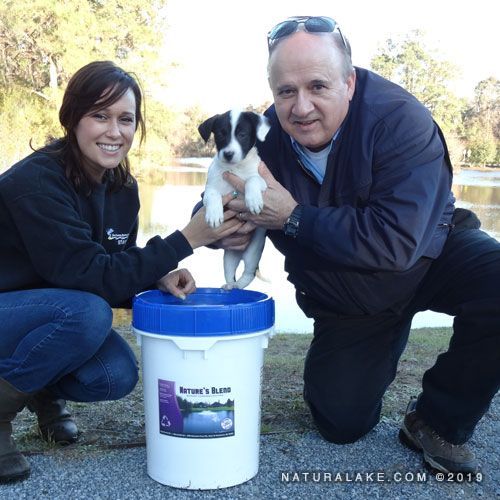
top-left (299, 227), bottom-right (500, 445)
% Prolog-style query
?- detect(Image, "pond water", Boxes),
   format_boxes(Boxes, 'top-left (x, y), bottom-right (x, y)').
top-left (136, 164), bottom-right (500, 333)
top-left (182, 409), bottom-right (234, 435)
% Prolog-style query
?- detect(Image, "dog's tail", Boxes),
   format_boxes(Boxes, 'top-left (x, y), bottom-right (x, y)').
top-left (255, 268), bottom-right (271, 283)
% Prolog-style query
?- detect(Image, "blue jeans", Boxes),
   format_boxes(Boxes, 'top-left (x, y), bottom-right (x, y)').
top-left (0, 289), bottom-right (138, 401)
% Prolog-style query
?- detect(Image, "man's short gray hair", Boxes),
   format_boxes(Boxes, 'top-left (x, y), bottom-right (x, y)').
top-left (331, 32), bottom-right (354, 81)
top-left (267, 31), bottom-right (355, 83)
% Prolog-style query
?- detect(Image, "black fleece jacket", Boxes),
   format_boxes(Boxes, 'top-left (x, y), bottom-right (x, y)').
top-left (0, 146), bottom-right (192, 307)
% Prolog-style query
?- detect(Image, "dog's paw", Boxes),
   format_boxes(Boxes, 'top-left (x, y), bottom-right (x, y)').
top-left (222, 282), bottom-right (235, 290)
top-left (205, 205), bottom-right (224, 228)
top-left (245, 192), bottom-right (263, 214)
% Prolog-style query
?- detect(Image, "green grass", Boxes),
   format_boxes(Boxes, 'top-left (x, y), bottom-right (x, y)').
top-left (13, 317), bottom-right (453, 452)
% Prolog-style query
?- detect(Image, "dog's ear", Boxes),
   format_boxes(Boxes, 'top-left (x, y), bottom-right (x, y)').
top-left (198, 114), bottom-right (219, 142)
top-left (256, 114), bottom-right (271, 142)
top-left (247, 112), bottom-right (271, 142)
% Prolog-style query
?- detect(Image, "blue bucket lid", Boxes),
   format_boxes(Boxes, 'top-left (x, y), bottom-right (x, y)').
top-left (132, 288), bottom-right (274, 336)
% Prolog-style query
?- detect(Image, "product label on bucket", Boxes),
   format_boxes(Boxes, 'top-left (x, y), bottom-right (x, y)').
top-left (158, 379), bottom-right (235, 438)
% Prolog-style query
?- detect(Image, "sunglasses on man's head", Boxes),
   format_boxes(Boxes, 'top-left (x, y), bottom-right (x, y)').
top-left (267, 16), bottom-right (348, 53)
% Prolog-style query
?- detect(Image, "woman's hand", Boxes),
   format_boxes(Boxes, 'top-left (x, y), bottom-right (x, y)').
top-left (211, 220), bottom-right (256, 251)
top-left (181, 193), bottom-right (244, 249)
top-left (157, 268), bottom-right (196, 299)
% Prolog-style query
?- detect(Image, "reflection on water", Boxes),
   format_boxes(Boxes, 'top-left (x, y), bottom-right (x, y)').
top-left (136, 164), bottom-right (500, 333)
top-left (453, 169), bottom-right (500, 187)
top-left (183, 410), bottom-right (234, 435)
top-left (137, 167), bottom-right (208, 187)
top-left (452, 170), bottom-right (500, 240)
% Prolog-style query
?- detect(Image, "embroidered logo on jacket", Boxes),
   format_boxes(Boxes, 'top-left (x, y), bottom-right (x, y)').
top-left (106, 228), bottom-right (129, 246)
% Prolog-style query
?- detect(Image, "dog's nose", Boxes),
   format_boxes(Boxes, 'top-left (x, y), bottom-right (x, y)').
top-left (223, 151), bottom-right (234, 162)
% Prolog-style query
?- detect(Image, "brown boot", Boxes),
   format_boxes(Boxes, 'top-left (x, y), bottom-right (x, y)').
top-left (399, 398), bottom-right (479, 474)
top-left (27, 389), bottom-right (78, 444)
top-left (0, 378), bottom-right (31, 484)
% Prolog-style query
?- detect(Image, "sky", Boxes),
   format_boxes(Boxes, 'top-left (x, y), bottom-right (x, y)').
top-left (159, 0), bottom-right (499, 114)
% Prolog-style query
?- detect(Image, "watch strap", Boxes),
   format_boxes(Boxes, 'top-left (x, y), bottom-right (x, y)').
top-left (283, 205), bottom-right (302, 238)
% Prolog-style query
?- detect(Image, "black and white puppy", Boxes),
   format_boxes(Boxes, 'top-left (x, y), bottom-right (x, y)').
top-left (199, 109), bottom-right (270, 289)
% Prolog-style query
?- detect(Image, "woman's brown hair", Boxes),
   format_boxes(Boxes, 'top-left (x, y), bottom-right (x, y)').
top-left (58, 61), bottom-right (146, 193)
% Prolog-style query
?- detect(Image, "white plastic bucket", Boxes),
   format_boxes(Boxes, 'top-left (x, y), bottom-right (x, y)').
top-left (132, 288), bottom-right (274, 490)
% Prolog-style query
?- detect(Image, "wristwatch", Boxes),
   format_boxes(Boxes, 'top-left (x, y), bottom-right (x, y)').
top-left (283, 205), bottom-right (303, 238)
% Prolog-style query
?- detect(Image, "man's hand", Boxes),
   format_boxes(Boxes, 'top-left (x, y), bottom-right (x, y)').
top-left (225, 162), bottom-right (298, 230)
top-left (157, 268), bottom-right (196, 299)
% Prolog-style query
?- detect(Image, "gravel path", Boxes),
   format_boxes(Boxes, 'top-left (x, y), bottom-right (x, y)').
top-left (2, 396), bottom-right (498, 500)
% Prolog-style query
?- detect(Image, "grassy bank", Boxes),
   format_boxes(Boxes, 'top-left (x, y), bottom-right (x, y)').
top-left (14, 315), bottom-right (453, 454)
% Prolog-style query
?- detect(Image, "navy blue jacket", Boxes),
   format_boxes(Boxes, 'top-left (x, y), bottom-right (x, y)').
top-left (0, 144), bottom-right (192, 307)
top-left (258, 67), bottom-right (455, 315)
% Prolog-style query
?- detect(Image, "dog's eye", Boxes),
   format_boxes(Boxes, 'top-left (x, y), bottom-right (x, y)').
top-left (215, 129), bottom-right (229, 141)
top-left (236, 129), bottom-right (248, 139)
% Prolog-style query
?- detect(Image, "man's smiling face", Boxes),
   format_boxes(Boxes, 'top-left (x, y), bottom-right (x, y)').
top-left (268, 31), bottom-right (355, 151)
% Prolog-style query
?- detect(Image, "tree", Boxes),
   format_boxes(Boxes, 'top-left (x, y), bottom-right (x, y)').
top-left (0, 0), bottom-right (169, 171)
top-left (0, 87), bottom-right (60, 171)
top-left (469, 78), bottom-right (500, 137)
top-left (469, 133), bottom-right (496, 166)
top-left (462, 78), bottom-right (500, 166)
top-left (0, 0), bottom-right (168, 93)
top-left (466, 124), bottom-right (497, 167)
top-left (171, 105), bottom-right (214, 158)
top-left (370, 30), bottom-right (466, 137)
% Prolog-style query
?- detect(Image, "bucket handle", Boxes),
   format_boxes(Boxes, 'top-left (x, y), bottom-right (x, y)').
top-left (170, 337), bottom-right (220, 353)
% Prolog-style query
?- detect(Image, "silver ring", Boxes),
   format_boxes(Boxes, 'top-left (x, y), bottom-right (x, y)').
top-left (232, 190), bottom-right (238, 199)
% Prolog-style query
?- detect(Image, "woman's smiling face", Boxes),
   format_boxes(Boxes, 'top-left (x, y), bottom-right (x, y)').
top-left (75, 88), bottom-right (137, 182)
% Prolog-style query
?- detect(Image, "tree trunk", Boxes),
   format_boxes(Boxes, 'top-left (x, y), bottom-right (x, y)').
top-left (49, 56), bottom-right (58, 89)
